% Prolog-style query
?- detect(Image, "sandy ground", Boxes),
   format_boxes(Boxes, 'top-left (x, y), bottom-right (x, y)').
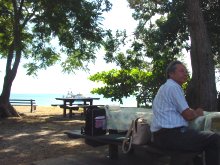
top-left (0, 106), bottom-right (109, 165)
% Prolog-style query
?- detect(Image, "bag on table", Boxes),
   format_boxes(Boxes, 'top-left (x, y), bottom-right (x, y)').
top-left (122, 117), bottom-right (151, 153)
top-left (81, 106), bottom-right (107, 146)
top-left (81, 105), bottom-right (106, 136)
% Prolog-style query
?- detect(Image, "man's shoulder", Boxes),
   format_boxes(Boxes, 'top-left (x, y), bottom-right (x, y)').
top-left (160, 80), bottom-right (182, 97)
top-left (166, 79), bottom-right (177, 85)
top-left (165, 79), bottom-right (181, 88)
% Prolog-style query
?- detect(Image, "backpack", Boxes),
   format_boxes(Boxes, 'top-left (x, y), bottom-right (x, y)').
top-left (81, 106), bottom-right (107, 146)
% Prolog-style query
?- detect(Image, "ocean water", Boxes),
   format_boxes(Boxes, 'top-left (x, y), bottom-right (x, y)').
top-left (10, 93), bottom-right (138, 107)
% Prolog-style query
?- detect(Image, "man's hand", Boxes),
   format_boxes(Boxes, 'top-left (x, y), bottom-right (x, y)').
top-left (182, 107), bottom-right (204, 121)
top-left (194, 108), bottom-right (204, 117)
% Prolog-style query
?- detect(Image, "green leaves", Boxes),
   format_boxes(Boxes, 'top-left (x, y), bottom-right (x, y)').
top-left (0, 0), bottom-right (112, 74)
top-left (89, 68), bottom-right (154, 105)
top-left (88, 0), bottom-right (189, 106)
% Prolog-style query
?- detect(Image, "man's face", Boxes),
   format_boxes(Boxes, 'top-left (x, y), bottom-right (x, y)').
top-left (169, 64), bottom-right (188, 85)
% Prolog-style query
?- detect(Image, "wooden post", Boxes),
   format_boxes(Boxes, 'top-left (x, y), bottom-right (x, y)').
top-left (30, 99), bottom-right (33, 113)
top-left (69, 109), bottom-right (72, 118)
top-left (108, 144), bottom-right (118, 159)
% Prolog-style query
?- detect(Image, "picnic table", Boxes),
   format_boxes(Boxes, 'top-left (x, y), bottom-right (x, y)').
top-left (65, 130), bottom-right (201, 164)
top-left (55, 97), bottom-right (100, 117)
top-left (65, 106), bottom-right (220, 164)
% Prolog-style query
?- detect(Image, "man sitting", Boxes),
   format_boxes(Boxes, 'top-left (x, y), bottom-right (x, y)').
top-left (150, 60), bottom-right (220, 165)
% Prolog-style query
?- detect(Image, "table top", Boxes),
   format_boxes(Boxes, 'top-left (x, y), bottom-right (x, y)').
top-left (105, 107), bottom-right (220, 132)
top-left (55, 97), bottom-right (100, 101)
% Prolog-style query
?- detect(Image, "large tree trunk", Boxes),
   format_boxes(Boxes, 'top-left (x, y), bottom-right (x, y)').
top-left (0, 31), bottom-right (22, 118)
top-left (185, 0), bottom-right (217, 111)
top-left (0, 48), bottom-right (21, 118)
top-left (0, 2), bottom-right (23, 118)
top-left (0, 64), bottom-right (20, 117)
top-left (0, 63), bottom-right (20, 118)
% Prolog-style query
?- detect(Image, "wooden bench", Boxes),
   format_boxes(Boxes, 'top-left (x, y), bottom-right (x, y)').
top-left (51, 104), bottom-right (63, 107)
top-left (65, 130), bottom-right (203, 165)
top-left (57, 104), bottom-right (104, 118)
top-left (52, 104), bottom-right (86, 118)
top-left (56, 104), bottom-right (81, 118)
top-left (10, 99), bottom-right (37, 112)
top-left (65, 130), bottom-right (125, 159)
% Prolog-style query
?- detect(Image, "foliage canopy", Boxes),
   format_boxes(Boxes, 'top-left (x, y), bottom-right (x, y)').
top-left (0, 0), bottom-right (114, 117)
top-left (89, 0), bottom-right (220, 106)
top-left (0, 0), bottom-right (112, 75)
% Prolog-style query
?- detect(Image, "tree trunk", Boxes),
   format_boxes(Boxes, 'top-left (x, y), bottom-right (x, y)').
top-left (185, 0), bottom-right (217, 111)
top-left (0, 44), bottom-right (21, 118)
top-left (0, 1), bottom-right (23, 118)
top-left (0, 70), bottom-right (20, 118)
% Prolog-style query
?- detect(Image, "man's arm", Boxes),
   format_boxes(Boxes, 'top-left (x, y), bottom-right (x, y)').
top-left (181, 108), bottom-right (204, 121)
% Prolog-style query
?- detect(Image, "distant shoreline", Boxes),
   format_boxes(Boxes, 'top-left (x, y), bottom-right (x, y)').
top-left (10, 93), bottom-right (138, 107)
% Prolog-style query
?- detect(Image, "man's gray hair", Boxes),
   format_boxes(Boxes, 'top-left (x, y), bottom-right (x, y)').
top-left (166, 61), bottom-right (183, 78)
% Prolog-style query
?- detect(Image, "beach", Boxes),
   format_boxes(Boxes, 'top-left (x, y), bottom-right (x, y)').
top-left (0, 106), bottom-right (108, 165)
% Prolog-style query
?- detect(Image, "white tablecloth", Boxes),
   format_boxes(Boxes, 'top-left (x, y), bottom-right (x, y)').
top-left (104, 105), bottom-right (220, 132)
top-left (105, 105), bottom-right (152, 131)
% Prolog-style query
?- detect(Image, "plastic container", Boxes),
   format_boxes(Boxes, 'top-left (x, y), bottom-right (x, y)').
top-left (95, 116), bottom-right (106, 130)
